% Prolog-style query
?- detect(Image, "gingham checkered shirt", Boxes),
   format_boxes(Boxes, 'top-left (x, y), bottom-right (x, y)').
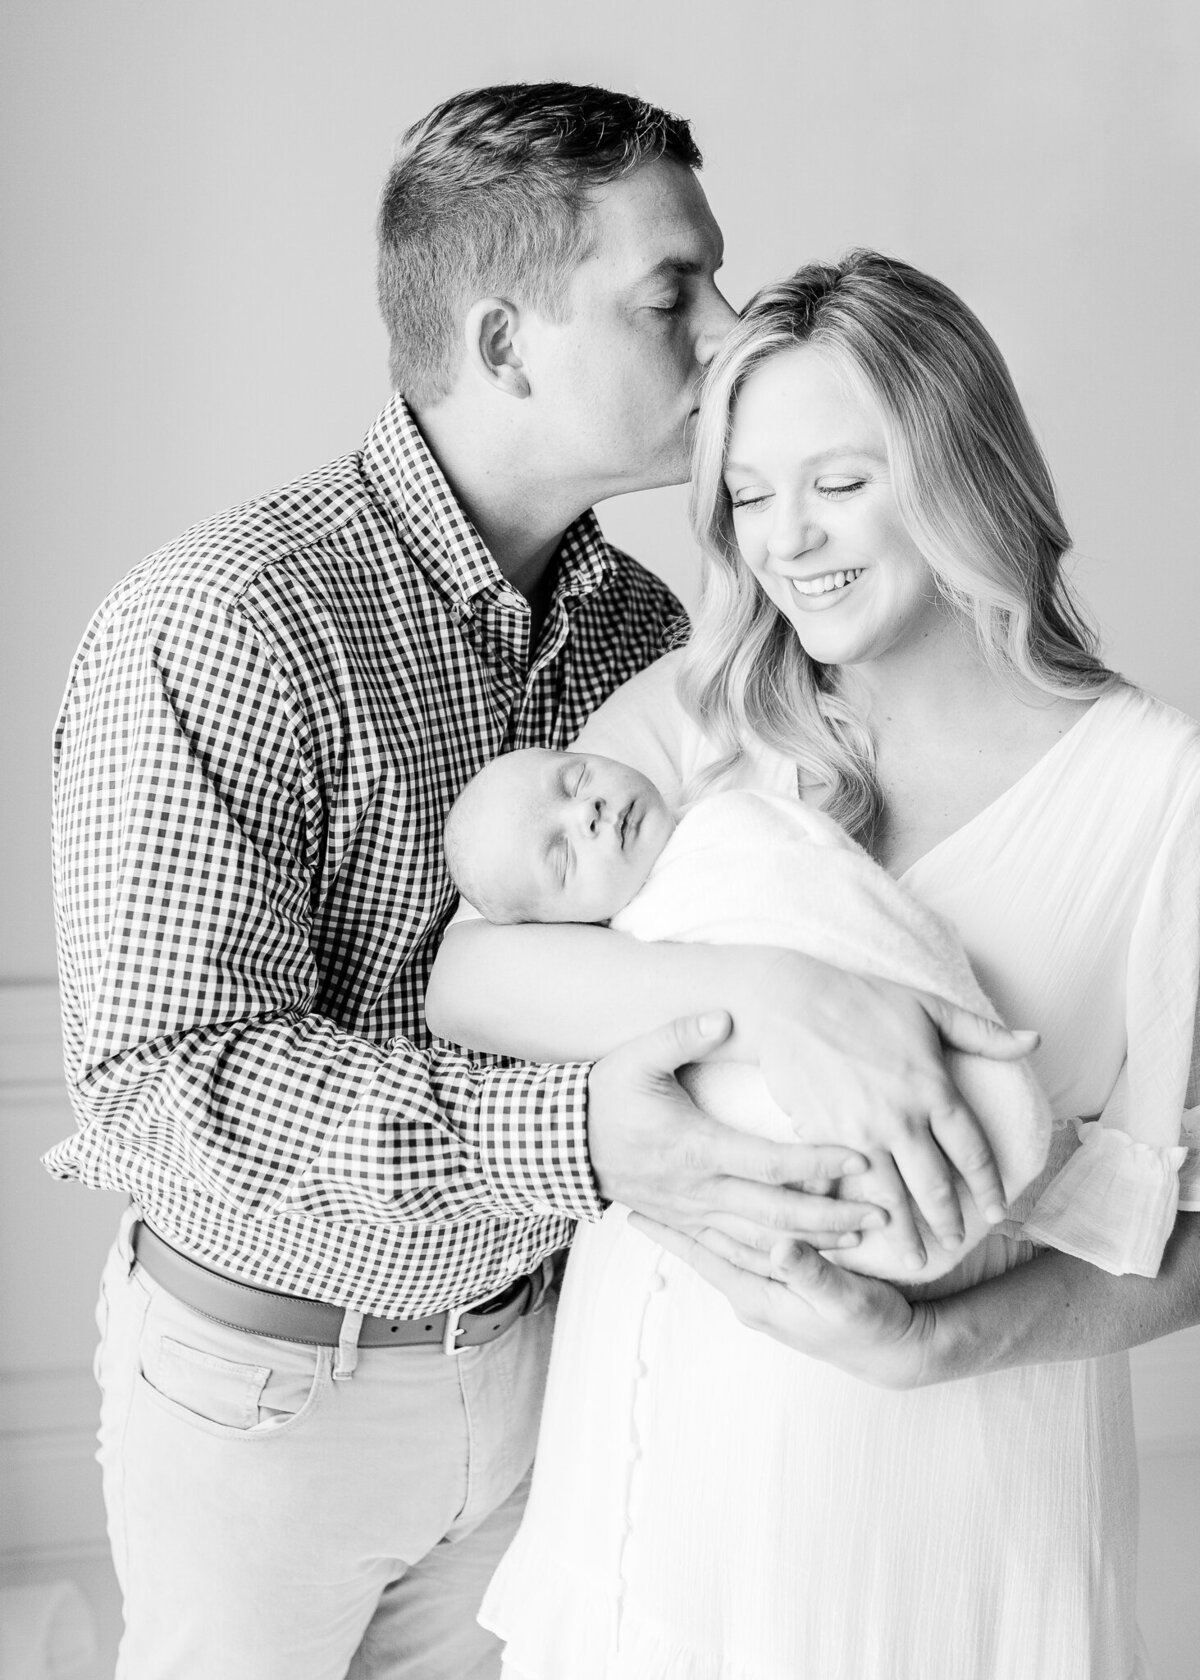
top-left (46, 396), bottom-right (683, 1316)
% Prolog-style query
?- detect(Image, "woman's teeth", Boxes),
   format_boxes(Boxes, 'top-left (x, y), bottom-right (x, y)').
top-left (791, 568), bottom-right (863, 597)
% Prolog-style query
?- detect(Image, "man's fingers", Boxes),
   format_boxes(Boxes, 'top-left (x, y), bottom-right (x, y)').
top-left (707, 1209), bottom-right (864, 1255)
top-left (708, 1176), bottom-right (887, 1242)
top-left (640, 1009), bottom-right (733, 1073)
top-left (921, 995), bottom-right (1039, 1062)
top-left (698, 1123), bottom-right (868, 1190)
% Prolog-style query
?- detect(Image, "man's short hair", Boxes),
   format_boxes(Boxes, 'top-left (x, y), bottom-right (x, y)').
top-left (377, 81), bottom-right (702, 408)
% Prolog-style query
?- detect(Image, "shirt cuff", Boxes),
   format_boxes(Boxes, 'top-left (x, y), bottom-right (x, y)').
top-left (1020, 1120), bottom-right (1188, 1277)
top-left (476, 1061), bottom-right (602, 1222)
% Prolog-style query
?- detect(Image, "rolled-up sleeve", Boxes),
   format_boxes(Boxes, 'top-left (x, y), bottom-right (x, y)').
top-left (1022, 769), bottom-right (1200, 1275)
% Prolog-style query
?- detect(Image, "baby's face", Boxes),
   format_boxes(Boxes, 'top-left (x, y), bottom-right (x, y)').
top-left (473, 749), bottom-right (675, 923)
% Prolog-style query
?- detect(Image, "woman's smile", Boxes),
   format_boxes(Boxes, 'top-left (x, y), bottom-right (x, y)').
top-left (788, 566), bottom-right (865, 599)
top-left (726, 346), bottom-right (944, 669)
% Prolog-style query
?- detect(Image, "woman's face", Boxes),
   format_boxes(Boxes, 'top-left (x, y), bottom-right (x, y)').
top-left (724, 345), bottom-right (946, 675)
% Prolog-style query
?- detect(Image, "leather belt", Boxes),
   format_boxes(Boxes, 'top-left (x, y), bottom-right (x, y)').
top-left (132, 1222), bottom-right (563, 1354)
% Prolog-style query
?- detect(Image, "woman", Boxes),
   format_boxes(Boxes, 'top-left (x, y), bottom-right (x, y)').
top-left (429, 253), bottom-right (1200, 1678)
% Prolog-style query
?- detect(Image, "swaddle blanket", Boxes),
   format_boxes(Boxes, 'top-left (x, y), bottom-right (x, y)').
top-left (611, 788), bottom-right (1052, 1282)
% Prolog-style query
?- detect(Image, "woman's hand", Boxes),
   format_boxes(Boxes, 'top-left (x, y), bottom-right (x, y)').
top-left (740, 952), bottom-right (1036, 1270)
top-left (632, 1215), bottom-right (941, 1390)
top-left (637, 1211), bottom-right (1200, 1389)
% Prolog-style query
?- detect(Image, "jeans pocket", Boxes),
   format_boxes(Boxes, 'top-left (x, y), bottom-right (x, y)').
top-left (143, 1334), bottom-right (271, 1429)
top-left (137, 1313), bottom-right (329, 1440)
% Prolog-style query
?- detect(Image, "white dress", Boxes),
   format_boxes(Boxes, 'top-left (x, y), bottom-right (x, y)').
top-left (481, 658), bottom-right (1200, 1680)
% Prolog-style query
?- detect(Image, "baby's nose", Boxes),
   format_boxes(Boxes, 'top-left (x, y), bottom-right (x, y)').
top-left (579, 796), bottom-right (610, 837)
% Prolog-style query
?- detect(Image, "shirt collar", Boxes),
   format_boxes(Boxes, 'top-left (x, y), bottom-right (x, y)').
top-left (361, 395), bottom-right (614, 614)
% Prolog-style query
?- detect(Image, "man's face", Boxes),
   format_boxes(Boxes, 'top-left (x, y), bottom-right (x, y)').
top-left (521, 159), bottom-right (736, 500)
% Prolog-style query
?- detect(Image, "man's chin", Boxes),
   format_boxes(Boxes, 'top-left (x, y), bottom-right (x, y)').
top-left (593, 457), bottom-right (691, 504)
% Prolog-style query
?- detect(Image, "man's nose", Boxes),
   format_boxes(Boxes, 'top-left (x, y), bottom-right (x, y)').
top-left (695, 287), bottom-right (738, 368)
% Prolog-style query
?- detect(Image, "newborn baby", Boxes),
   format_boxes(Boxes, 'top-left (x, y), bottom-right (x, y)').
top-left (443, 747), bottom-right (1052, 1282)
top-left (442, 747), bottom-right (676, 926)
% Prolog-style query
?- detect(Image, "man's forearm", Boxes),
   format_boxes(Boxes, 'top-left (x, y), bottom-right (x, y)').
top-left (923, 1211), bottom-right (1200, 1384)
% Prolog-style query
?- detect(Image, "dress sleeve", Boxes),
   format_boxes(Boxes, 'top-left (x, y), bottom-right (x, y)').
top-left (1022, 761), bottom-right (1200, 1275)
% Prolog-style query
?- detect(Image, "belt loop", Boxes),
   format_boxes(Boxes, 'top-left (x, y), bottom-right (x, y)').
top-left (333, 1308), bottom-right (364, 1381)
top-left (118, 1205), bottom-right (140, 1274)
top-left (529, 1252), bottom-right (561, 1315)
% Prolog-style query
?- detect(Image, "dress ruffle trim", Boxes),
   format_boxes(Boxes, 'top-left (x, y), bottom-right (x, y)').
top-left (1176, 1104), bottom-right (1200, 1211)
top-left (1020, 1120), bottom-right (1187, 1276)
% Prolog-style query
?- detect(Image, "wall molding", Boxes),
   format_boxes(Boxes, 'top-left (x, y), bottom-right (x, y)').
top-left (0, 1367), bottom-right (109, 1561)
top-left (1, 982), bottom-right (115, 1564)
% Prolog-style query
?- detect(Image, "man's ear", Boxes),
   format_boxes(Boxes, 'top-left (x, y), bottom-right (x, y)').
top-left (463, 297), bottom-right (530, 399)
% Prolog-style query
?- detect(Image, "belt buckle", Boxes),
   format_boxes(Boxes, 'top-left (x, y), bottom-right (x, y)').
top-left (442, 1300), bottom-right (470, 1357)
top-left (440, 1265), bottom-right (539, 1356)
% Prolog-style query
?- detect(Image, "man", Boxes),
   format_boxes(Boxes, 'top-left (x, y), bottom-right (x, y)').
top-left (48, 83), bottom-right (1021, 1678)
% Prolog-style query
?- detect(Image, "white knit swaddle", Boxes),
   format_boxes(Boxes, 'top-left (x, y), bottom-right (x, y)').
top-left (612, 788), bottom-right (1052, 1282)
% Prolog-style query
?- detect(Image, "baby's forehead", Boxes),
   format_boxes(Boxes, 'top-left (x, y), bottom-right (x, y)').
top-left (491, 747), bottom-right (572, 791)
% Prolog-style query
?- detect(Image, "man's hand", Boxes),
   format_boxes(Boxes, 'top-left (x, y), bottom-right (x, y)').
top-left (633, 1217), bottom-right (940, 1390)
top-left (740, 953), bottom-right (1038, 1270)
top-left (587, 1011), bottom-right (885, 1250)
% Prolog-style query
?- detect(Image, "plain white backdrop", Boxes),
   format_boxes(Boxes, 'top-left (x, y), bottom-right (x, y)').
top-left (3, 0), bottom-right (1199, 981)
top-left (1, 4), bottom-right (1198, 1675)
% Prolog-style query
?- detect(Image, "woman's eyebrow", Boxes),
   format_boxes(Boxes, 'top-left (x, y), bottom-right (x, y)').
top-left (725, 445), bottom-right (886, 475)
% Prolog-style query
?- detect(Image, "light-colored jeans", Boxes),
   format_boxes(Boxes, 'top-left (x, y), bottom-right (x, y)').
top-left (94, 1209), bottom-right (555, 1680)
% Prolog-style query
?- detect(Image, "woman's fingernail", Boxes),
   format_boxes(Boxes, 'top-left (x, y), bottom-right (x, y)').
top-left (836, 1233), bottom-right (861, 1249)
top-left (905, 1249), bottom-right (925, 1271)
top-left (841, 1156), bottom-right (868, 1175)
top-left (861, 1211), bottom-right (887, 1230)
top-left (984, 1202), bottom-right (1007, 1225)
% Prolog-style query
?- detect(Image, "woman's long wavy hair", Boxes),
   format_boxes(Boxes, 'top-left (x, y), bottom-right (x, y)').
top-left (682, 250), bottom-right (1115, 849)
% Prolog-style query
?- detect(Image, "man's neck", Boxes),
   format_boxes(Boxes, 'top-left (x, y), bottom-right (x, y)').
top-left (413, 398), bottom-right (586, 604)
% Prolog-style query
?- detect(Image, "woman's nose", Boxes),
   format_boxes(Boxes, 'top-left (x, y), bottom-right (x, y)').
top-left (766, 508), bottom-right (825, 566)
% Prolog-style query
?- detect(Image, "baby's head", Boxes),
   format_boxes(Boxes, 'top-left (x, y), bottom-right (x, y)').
top-left (444, 749), bottom-right (676, 924)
